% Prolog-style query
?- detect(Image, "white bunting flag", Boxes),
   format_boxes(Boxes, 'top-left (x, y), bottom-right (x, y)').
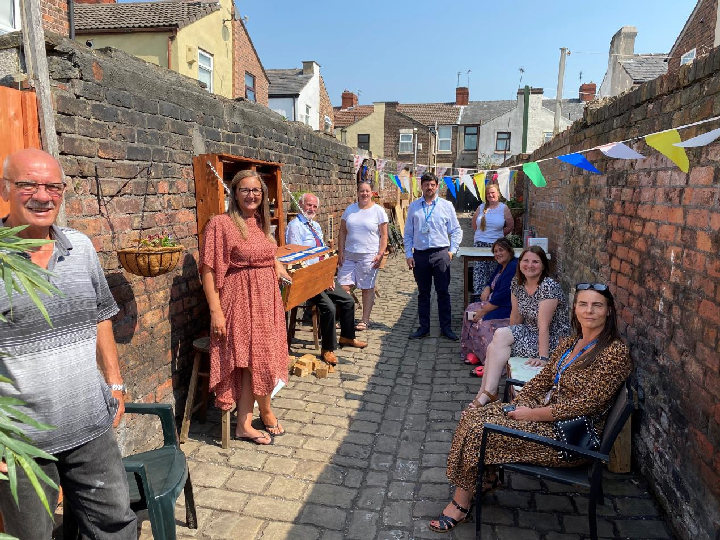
top-left (416, 164), bottom-right (427, 177)
top-left (460, 174), bottom-right (477, 199)
top-left (376, 158), bottom-right (388, 172)
top-left (457, 168), bottom-right (467, 177)
top-left (436, 166), bottom-right (447, 178)
top-left (496, 168), bottom-right (511, 199)
top-left (596, 142), bottom-right (645, 159)
top-left (354, 155), bottom-right (364, 173)
top-left (673, 127), bottom-right (720, 147)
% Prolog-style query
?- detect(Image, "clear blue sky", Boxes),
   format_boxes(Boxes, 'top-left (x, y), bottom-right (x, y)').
top-left (237, 0), bottom-right (691, 105)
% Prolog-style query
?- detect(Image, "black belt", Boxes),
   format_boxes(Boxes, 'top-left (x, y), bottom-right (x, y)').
top-left (415, 246), bottom-right (448, 253)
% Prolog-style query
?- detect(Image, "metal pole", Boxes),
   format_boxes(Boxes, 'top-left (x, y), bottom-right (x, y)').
top-left (554, 48), bottom-right (568, 135)
top-left (412, 127), bottom-right (418, 174)
top-left (521, 85), bottom-right (530, 153)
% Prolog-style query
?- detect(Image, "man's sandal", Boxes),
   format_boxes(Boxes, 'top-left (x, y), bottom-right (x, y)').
top-left (428, 499), bottom-right (473, 533)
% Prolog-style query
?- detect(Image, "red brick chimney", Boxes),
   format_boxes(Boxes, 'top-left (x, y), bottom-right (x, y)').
top-left (74, 0), bottom-right (117, 4)
top-left (456, 86), bottom-right (469, 106)
top-left (341, 90), bottom-right (358, 110)
top-left (579, 82), bottom-right (596, 101)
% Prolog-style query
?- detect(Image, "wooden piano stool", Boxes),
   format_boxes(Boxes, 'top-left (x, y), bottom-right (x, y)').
top-left (180, 337), bottom-right (232, 449)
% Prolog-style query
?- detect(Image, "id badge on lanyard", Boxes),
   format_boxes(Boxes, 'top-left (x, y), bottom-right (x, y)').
top-left (421, 201), bottom-right (435, 234)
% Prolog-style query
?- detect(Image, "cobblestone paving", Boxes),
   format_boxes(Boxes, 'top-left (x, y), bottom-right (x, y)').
top-left (139, 218), bottom-right (675, 540)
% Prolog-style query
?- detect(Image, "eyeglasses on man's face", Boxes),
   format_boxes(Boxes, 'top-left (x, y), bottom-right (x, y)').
top-left (6, 180), bottom-right (66, 197)
top-left (237, 187), bottom-right (262, 196)
top-left (575, 283), bottom-right (608, 292)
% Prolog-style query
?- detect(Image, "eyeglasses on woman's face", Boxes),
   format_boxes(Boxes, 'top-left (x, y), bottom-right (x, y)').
top-left (575, 283), bottom-right (608, 292)
top-left (237, 187), bottom-right (262, 196)
top-left (6, 180), bottom-right (66, 197)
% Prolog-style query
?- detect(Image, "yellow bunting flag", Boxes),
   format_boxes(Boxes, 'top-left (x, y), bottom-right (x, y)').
top-left (645, 130), bottom-right (689, 173)
top-left (473, 172), bottom-right (486, 202)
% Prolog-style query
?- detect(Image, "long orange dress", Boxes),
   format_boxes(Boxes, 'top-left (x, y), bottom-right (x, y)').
top-left (200, 214), bottom-right (288, 410)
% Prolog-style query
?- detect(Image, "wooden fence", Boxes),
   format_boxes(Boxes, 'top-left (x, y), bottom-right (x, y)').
top-left (0, 86), bottom-right (41, 217)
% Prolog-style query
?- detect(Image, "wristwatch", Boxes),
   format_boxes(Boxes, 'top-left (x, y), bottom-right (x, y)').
top-left (539, 356), bottom-right (550, 362)
top-left (109, 383), bottom-right (127, 395)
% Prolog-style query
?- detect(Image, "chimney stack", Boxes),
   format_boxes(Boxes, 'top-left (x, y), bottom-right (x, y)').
top-left (341, 90), bottom-right (358, 110)
top-left (455, 86), bottom-right (469, 106)
top-left (579, 82), bottom-right (596, 101)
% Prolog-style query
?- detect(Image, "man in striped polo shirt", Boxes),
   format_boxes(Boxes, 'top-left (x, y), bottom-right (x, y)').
top-left (0, 149), bottom-right (136, 539)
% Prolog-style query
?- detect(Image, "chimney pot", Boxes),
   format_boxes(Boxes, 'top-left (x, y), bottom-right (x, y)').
top-left (455, 86), bottom-right (469, 106)
top-left (341, 90), bottom-right (358, 110)
top-left (579, 82), bottom-right (596, 101)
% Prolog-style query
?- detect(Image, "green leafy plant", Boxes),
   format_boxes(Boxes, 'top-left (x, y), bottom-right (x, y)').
top-left (504, 199), bottom-right (524, 210)
top-left (289, 191), bottom-right (307, 213)
top-left (505, 234), bottom-right (523, 248)
top-left (0, 225), bottom-right (61, 533)
top-left (136, 232), bottom-right (178, 248)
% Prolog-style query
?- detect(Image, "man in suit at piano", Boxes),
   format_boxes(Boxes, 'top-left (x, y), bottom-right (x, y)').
top-left (286, 193), bottom-right (367, 366)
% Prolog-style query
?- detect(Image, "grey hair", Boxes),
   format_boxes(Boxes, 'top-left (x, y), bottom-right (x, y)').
top-left (2, 152), bottom-right (66, 182)
top-left (298, 192), bottom-right (318, 206)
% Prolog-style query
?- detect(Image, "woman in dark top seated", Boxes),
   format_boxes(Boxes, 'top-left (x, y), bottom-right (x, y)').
top-left (428, 283), bottom-right (631, 533)
top-left (460, 238), bottom-right (517, 369)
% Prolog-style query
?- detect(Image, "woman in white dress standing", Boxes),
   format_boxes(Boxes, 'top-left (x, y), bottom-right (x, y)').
top-left (337, 180), bottom-right (389, 330)
top-left (471, 183), bottom-right (514, 296)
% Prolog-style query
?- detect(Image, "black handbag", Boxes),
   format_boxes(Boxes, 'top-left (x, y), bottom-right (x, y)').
top-left (553, 416), bottom-right (601, 461)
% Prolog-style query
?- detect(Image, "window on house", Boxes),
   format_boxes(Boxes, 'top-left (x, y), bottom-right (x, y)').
top-left (399, 133), bottom-right (413, 154)
top-left (198, 49), bottom-right (213, 92)
top-left (358, 134), bottom-right (370, 150)
top-left (681, 48), bottom-right (696, 66)
top-left (495, 132), bottom-right (511, 152)
top-left (302, 105), bottom-right (312, 126)
top-left (544, 131), bottom-right (553, 143)
top-left (437, 126), bottom-right (452, 152)
top-left (245, 72), bottom-right (256, 102)
top-left (0, 0), bottom-right (19, 34)
top-left (463, 126), bottom-right (478, 151)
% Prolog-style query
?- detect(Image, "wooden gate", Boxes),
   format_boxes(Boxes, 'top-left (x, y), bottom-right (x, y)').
top-left (0, 86), bottom-right (41, 217)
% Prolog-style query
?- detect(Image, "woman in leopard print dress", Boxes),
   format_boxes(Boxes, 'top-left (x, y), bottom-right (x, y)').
top-left (428, 283), bottom-right (632, 533)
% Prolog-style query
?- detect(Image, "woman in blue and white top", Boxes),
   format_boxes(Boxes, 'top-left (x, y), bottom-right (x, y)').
top-left (337, 180), bottom-right (389, 331)
top-left (471, 183), bottom-right (514, 295)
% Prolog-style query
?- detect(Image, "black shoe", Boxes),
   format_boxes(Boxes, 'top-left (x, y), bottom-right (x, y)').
top-left (409, 327), bottom-right (430, 339)
top-left (441, 329), bottom-right (459, 341)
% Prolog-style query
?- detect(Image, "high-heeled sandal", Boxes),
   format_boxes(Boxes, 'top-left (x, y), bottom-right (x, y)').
top-left (428, 498), bottom-right (474, 533)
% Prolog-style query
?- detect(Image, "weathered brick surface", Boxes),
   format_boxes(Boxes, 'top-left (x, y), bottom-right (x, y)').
top-left (505, 44), bottom-right (720, 540)
top-left (667, 0), bottom-right (718, 75)
top-left (42, 0), bottom-right (70, 36)
top-left (232, 17), bottom-right (269, 106)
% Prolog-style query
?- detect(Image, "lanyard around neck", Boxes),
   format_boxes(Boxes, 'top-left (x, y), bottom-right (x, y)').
top-left (421, 200), bottom-right (436, 224)
top-left (554, 338), bottom-right (597, 384)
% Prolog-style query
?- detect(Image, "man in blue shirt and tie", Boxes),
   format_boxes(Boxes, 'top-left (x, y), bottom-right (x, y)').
top-left (403, 172), bottom-right (463, 340)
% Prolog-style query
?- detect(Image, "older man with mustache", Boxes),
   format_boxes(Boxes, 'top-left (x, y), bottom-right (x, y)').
top-left (0, 149), bottom-right (136, 539)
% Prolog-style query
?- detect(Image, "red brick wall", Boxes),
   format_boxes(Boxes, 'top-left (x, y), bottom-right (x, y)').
top-left (383, 104), bottom-right (431, 168)
top-left (42, 0), bottom-right (69, 36)
top-left (232, 18), bottom-right (268, 106)
top-left (318, 75), bottom-right (334, 134)
top-left (668, 0), bottom-right (718, 74)
top-left (507, 50), bottom-right (720, 540)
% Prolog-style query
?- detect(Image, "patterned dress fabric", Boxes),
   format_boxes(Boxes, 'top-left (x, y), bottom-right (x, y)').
top-left (200, 214), bottom-right (288, 410)
top-left (509, 277), bottom-right (571, 358)
top-left (472, 240), bottom-right (498, 294)
top-left (446, 338), bottom-right (631, 492)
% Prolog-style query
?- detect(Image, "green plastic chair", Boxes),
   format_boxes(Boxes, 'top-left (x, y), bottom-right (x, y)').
top-left (63, 403), bottom-right (197, 540)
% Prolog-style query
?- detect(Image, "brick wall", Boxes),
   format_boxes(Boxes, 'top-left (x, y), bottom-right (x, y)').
top-left (318, 75), bottom-right (334, 134)
top-left (30, 39), bottom-right (402, 453)
top-left (42, 0), bottom-right (69, 36)
top-left (383, 103), bottom-right (431, 169)
top-left (668, 0), bottom-right (718, 74)
top-left (508, 48), bottom-right (720, 540)
top-left (231, 18), bottom-right (268, 106)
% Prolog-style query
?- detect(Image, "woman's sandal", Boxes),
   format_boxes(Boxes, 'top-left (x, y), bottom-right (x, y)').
top-left (428, 498), bottom-right (474, 533)
top-left (234, 432), bottom-right (273, 445)
top-left (464, 353), bottom-right (481, 365)
top-left (468, 390), bottom-right (499, 409)
top-left (355, 320), bottom-right (369, 331)
top-left (469, 365), bottom-right (485, 377)
top-left (260, 416), bottom-right (285, 436)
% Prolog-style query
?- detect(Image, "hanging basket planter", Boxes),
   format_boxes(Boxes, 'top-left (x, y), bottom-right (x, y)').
top-left (510, 207), bottom-right (525, 219)
top-left (117, 245), bottom-right (184, 277)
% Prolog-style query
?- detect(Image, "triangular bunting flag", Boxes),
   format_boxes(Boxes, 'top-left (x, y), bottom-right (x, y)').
top-left (458, 168), bottom-right (467, 177)
top-left (496, 168), bottom-right (511, 199)
top-left (444, 176), bottom-right (456, 198)
top-left (376, 158), bottom-right (387, 172)
top-left (473, 172), bottom-right (487, 202)
top-left (416, 165), bottom-right (427, 177)
top-left (460, 174), bottom-right (477, 199)
top-left (509, 171), bottom-right (517, 196)
top-left (645, 130), bottom-right (689, 173)
top-left (596, 142), bottom-right (645, 160)
top-left (392, 174), bottom-right (403, 192)
top-left (557, 153), bottom-right (602, 174)
top-left (353, 155), bottom-right (364, 174)
top-left (397, 162), bottom-right (408, 175)
top-left (411, 176), bottom-right (417, 197)
top-left (674, 127), bottom-right (720, 148)
top-left (522, 162), bottom-right (547, 187)
top-left (436, 166), bottom-right (448, 178)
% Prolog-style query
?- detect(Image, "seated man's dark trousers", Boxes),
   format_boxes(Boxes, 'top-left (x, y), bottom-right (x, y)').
top-left (412, 247), bottom-right (452, 333)
top-left (310, 279), bottom-right (355, 350)
top-left (0, 428), bottom-right (137, 540)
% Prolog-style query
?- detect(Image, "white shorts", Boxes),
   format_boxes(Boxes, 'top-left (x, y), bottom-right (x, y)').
top-left (337, 251), bottom-right (379, 289)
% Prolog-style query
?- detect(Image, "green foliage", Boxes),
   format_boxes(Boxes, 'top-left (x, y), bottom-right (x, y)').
top-left (504, 199), bottom-right (524, 210)
top-left (137, 232), bottom-right (178, 248)
top-left (290, 191), bottom-right (307, 213)
top-left (505, 234), bottom-right (523, 248)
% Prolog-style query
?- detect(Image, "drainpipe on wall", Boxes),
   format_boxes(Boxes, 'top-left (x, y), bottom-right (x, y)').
top-left (67, 0), bottom-right (75, 40)
top-left (167, 29), bottom-right (177, 70)
top-left (521, 85), bottom-right (529, 154)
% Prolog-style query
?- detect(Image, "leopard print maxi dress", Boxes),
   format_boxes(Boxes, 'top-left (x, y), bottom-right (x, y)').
top-left (446, 337), bottom-right (631, 492)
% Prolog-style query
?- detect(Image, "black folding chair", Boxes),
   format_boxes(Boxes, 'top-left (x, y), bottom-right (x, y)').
top-left (475, 379), bottom-right (637, 540)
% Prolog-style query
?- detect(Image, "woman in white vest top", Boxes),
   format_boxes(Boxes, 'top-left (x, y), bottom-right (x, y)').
top-left (471, 183), bottom-right (513, 296)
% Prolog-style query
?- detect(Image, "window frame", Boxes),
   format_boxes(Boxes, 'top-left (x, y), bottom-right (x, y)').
top-left (357, 133), bottom-right (370, 150)
top-left (495, 131), bottom-right (511, 153)
top-left (198, 49), bottom-right (214, 92)
top-left (680, 48), bottom-right (696, 66)
top-left (543, 131), bottom-right (553, 143)
top-left (0, 0), bottom-right (20, 34)
top-left (399, 132), bottom-right (413, 154)
top-left (463, 126), bottom-right (478, 152)
top-left (244, 72), bottom-right (256, 102)
top-left (437, 125), bottom-right (452, 153)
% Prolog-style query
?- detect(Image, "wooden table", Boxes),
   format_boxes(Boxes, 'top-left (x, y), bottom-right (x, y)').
top-left (457, 247), bottom-right (551, 308)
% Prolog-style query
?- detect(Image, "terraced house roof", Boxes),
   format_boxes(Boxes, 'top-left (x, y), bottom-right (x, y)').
top-left (74, 0), bottom-right (220, 32)
top-left (266, 69), bottom-right (313, 96)
top-left (333, 105), bottom-right (375, 128)
top-left (397, 103), bottom-right (461, 126)
top-left (619, 54), bottom-right (669, 83)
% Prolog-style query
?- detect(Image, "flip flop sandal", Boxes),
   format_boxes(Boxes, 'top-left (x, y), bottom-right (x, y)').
top-left (355, 321), bottom-right (369, 331)
top-left (469, 365), bottom-right (485, 377)
top-left (261, 418), bottom-right (285, 436)
top-left (234, 432), bottom-right (273, 445)
top-left (427, 499), bottom-right (473, 533)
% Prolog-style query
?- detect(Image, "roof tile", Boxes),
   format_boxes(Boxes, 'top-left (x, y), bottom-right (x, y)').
top-left (74, 0), bottom-right (220, 32)
top-left (266, 69), bottom-right (313, 96)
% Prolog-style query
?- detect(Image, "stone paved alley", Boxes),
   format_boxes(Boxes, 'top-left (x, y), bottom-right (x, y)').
top-left (140, 220), bottom-right (675, 540)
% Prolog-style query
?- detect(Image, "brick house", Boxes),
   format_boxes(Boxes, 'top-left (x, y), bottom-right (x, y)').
top-left (667, 0), bottom-right (719, 74)
top-left (598, 26), bottom-right (668, 98)
top-left (267, 61), bottom-right (334, 133)
top-left (231, 14), bottom-right (268, 105)
top-left (1, 0), bottom-right (69, 36)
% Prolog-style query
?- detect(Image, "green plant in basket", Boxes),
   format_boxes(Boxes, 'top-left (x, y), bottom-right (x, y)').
top-left (136, 232), bottom-right (179, 248)
top-left (505, 234), bottom-right (523, 248)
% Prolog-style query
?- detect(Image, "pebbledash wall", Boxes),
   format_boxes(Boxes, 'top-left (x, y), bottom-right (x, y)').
top-left (23, 37), bottom-right (399, 453)
top-left (507, 47), bottom-right (720, 540)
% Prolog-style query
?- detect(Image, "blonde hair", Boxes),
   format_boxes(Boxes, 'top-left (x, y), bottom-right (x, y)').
top-left (226, 170), bottom-right (274, 242)
top-left (479, 184), bottom-right (501, 232)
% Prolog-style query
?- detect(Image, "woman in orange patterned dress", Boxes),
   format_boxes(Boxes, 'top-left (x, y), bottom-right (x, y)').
top-left (200, 170), bottom-right (292, 444)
